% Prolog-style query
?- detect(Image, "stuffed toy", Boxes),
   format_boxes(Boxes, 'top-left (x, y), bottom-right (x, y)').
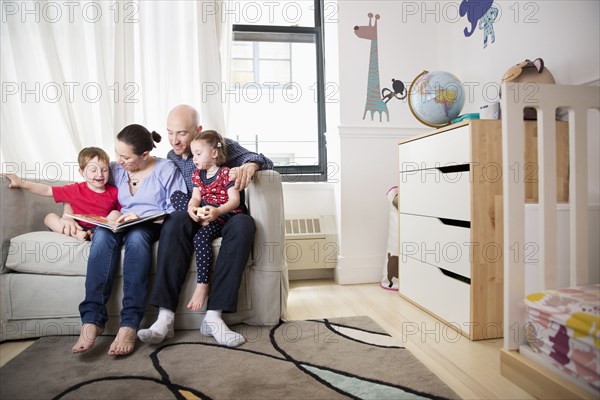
top-left (381, 187), bottom-right (399, 290)
top-left (501, 58), bottom-right (556, 119)
top-left (501, 58), bottom-right (556, 85)
top-left (385, 253), bottom-right (399, 289)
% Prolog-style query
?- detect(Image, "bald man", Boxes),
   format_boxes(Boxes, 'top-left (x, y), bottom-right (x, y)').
top-left (138, 105), bottom-right (273, 347)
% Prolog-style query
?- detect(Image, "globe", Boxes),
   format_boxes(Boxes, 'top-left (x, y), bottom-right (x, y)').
top-left (408, 70), bottom-right (465, 128)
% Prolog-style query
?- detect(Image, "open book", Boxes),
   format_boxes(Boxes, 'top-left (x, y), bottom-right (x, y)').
top-left (65, 212), bottom-right (168, 233)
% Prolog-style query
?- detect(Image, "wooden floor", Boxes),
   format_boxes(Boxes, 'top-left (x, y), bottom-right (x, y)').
top-left (284, 280), bottom-right (532, 400)
top-left (0, 279), bottom-right (533, 399)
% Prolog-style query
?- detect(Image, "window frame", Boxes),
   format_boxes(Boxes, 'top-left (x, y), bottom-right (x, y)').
top-left (231, 0), bottom-right (327, 182)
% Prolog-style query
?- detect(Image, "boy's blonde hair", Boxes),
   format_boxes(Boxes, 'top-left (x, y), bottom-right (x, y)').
top-left (77, 147), bottom-right (111, 170)
top-left (192, 130), bottom-right (227, 166)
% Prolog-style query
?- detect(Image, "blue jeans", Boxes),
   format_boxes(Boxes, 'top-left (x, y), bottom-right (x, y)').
top-left (79, 223), bottom-right (162, 330)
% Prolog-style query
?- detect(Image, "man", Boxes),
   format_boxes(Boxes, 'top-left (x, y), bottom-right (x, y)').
top-left (138, 104), bottom-right (273, 347)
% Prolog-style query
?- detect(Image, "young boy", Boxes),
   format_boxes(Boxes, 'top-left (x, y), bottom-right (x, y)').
top-left (2, 147), bottom-right (121, 241)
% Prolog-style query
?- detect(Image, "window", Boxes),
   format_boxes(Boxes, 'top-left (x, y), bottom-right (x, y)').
top-left (229, 0), bottom-right (327, 181)
top-left (232, 41), bottom-right (292, 85)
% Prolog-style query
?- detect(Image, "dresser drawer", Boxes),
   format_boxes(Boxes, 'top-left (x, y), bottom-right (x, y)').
top-left (399, 213), bottom-right (471, 278)
top-left (399, 255), bottom-right (471, 335)
top-left (399, 167), bottom-right (471, 221)
top-left (399, 125), bottom-right (470, 172)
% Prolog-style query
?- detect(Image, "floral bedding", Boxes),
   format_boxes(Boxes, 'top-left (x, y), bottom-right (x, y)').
top-left (524, 284), bottom-right (600, 392)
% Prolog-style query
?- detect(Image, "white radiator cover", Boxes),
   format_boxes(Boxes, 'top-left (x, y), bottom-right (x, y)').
top-left (284, 215), bottom-right (338, 270)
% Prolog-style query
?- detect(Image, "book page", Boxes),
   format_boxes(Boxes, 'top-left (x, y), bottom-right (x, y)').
top-left (65, 212), bottom-right (167, 232)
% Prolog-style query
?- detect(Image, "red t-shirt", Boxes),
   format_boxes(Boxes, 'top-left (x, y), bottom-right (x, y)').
top-left (52, 182), bottom-right (121, 228)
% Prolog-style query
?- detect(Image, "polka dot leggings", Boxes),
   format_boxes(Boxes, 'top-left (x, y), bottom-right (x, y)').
top-left (193, 220), bottom-right (224, 284)
top-left (170, 190), bottom-right (189, 212)
top-left (170, 190), bottom-right (224, 283)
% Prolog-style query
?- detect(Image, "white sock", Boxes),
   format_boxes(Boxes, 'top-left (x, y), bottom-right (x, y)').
top-left (137, 307), bottom-right (175, 344)
top-left (200, 310), bottom-right (246, 348)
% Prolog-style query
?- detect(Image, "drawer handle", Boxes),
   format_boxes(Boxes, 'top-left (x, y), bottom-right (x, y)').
top-left (436, 164), bottom-right (470, 174)
top-left (438, 218), bottom-right (470, 228)
top-left (401, 254), bottom-right (471, 285)
top-left (439, 267), bottom-right (471, 285)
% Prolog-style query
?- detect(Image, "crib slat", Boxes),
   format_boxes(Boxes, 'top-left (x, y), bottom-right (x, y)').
top-left (569, 108), bottom-right (589, 286)
top-left (538, 110), bottom-right (558, 290)
top-left (502, 85), bottom-right (526, 351)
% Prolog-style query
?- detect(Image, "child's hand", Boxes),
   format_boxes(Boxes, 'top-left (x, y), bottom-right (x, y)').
top-left (196, 206), bottom-right (210, 226)
top-left (198, 205), bottom-right (220, 225)
top-left (1, 173), bottom-right (23, 188)
top-left (188, 206), bottom-right (201, 223)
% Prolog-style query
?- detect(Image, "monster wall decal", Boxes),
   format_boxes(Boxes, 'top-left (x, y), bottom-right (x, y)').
top-left (381, 79), bottom-right (407, 104)
top-left (459, 0), bottom-right (493, 37)
top-left (459, 0), bottom-right (499, 48)
top-left (479, 5), bottom-right (499, 48)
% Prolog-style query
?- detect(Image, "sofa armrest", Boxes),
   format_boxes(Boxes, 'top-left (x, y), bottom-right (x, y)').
top-left (246, 170), bottom-right (287, 272)
top-left (1, 177), bottom-right (65, 272)
top-left (245, 170), bottom-right (289, 323)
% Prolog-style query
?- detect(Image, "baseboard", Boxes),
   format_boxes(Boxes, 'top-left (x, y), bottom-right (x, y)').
top-left (288, 268), bottom-right (334, 281)
top-left (335, 255), bottom-right (382, 285)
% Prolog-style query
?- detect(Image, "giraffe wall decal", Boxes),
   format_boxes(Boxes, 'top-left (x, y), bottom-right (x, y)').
top-left (354, 13), bottom-right (389, 122)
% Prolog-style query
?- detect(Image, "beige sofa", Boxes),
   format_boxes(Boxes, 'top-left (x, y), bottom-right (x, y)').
top-left (0, 170), bottom-right (288, 342)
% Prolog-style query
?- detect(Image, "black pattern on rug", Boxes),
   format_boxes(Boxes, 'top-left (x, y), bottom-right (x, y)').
top-left (1, 316), bottom-right (458, 400)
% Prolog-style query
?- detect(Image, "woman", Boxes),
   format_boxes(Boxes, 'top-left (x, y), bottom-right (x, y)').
top-left (72, 124), bottom-right (187, 356)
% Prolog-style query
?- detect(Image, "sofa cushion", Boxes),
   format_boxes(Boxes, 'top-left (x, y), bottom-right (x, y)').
top-left (5, 232), bottom-right (88, 276)
top-left (5, 231), bottom-right (232, 277)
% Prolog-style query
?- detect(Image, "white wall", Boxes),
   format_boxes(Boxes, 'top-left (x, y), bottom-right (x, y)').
top-left (283, 182), bottom-right (336, 217)
top-left (436, 1), bottom-right (600, 109)
top-left (330, 0), bottom-right (600, 284)
top-left (339, 0), bottom-right (600, 126)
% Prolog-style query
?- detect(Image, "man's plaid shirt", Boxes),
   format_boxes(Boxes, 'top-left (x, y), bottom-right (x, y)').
top-left (167, 138), bottom-right (274, 195)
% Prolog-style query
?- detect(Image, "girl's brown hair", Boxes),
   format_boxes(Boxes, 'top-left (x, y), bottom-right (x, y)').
top-left (192, 130), bottom-right (227, 166)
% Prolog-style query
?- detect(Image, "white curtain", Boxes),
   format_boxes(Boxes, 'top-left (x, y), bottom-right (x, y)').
top-left (1, 0), bottom-right (229, 180)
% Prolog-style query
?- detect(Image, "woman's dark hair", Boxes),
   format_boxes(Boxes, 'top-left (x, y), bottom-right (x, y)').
top-left (116, 124), bottom-right (161, 155)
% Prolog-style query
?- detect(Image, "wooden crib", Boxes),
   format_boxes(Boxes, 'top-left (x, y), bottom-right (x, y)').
top-left (500, 83), bottom-right (600, 399)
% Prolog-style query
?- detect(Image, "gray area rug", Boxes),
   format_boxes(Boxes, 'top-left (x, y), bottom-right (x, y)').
top-left (0, 316), bottom-right (458, 399)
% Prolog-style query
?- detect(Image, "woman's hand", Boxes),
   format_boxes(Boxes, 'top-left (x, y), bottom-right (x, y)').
top-left (60, 215), bottom-right (84, 237)
top-left (106, 210), bottom-right (122, 222)
top-left (116, 212), bottom-right (139, 224)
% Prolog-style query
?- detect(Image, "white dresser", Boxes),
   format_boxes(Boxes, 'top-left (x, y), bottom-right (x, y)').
top-left (397, 120), bottom-right (568, 340)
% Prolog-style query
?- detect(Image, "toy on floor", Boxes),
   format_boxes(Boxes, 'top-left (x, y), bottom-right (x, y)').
top-left (381, 186), bottom-right (399, 290)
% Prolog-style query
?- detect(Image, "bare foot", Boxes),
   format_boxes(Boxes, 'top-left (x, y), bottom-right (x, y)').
top-left (72, 324), bottom-right (103, 353)
top-left (108, 327), bottom-right (137, 356)
top-left (187, 283), bottom-right (209, 311)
